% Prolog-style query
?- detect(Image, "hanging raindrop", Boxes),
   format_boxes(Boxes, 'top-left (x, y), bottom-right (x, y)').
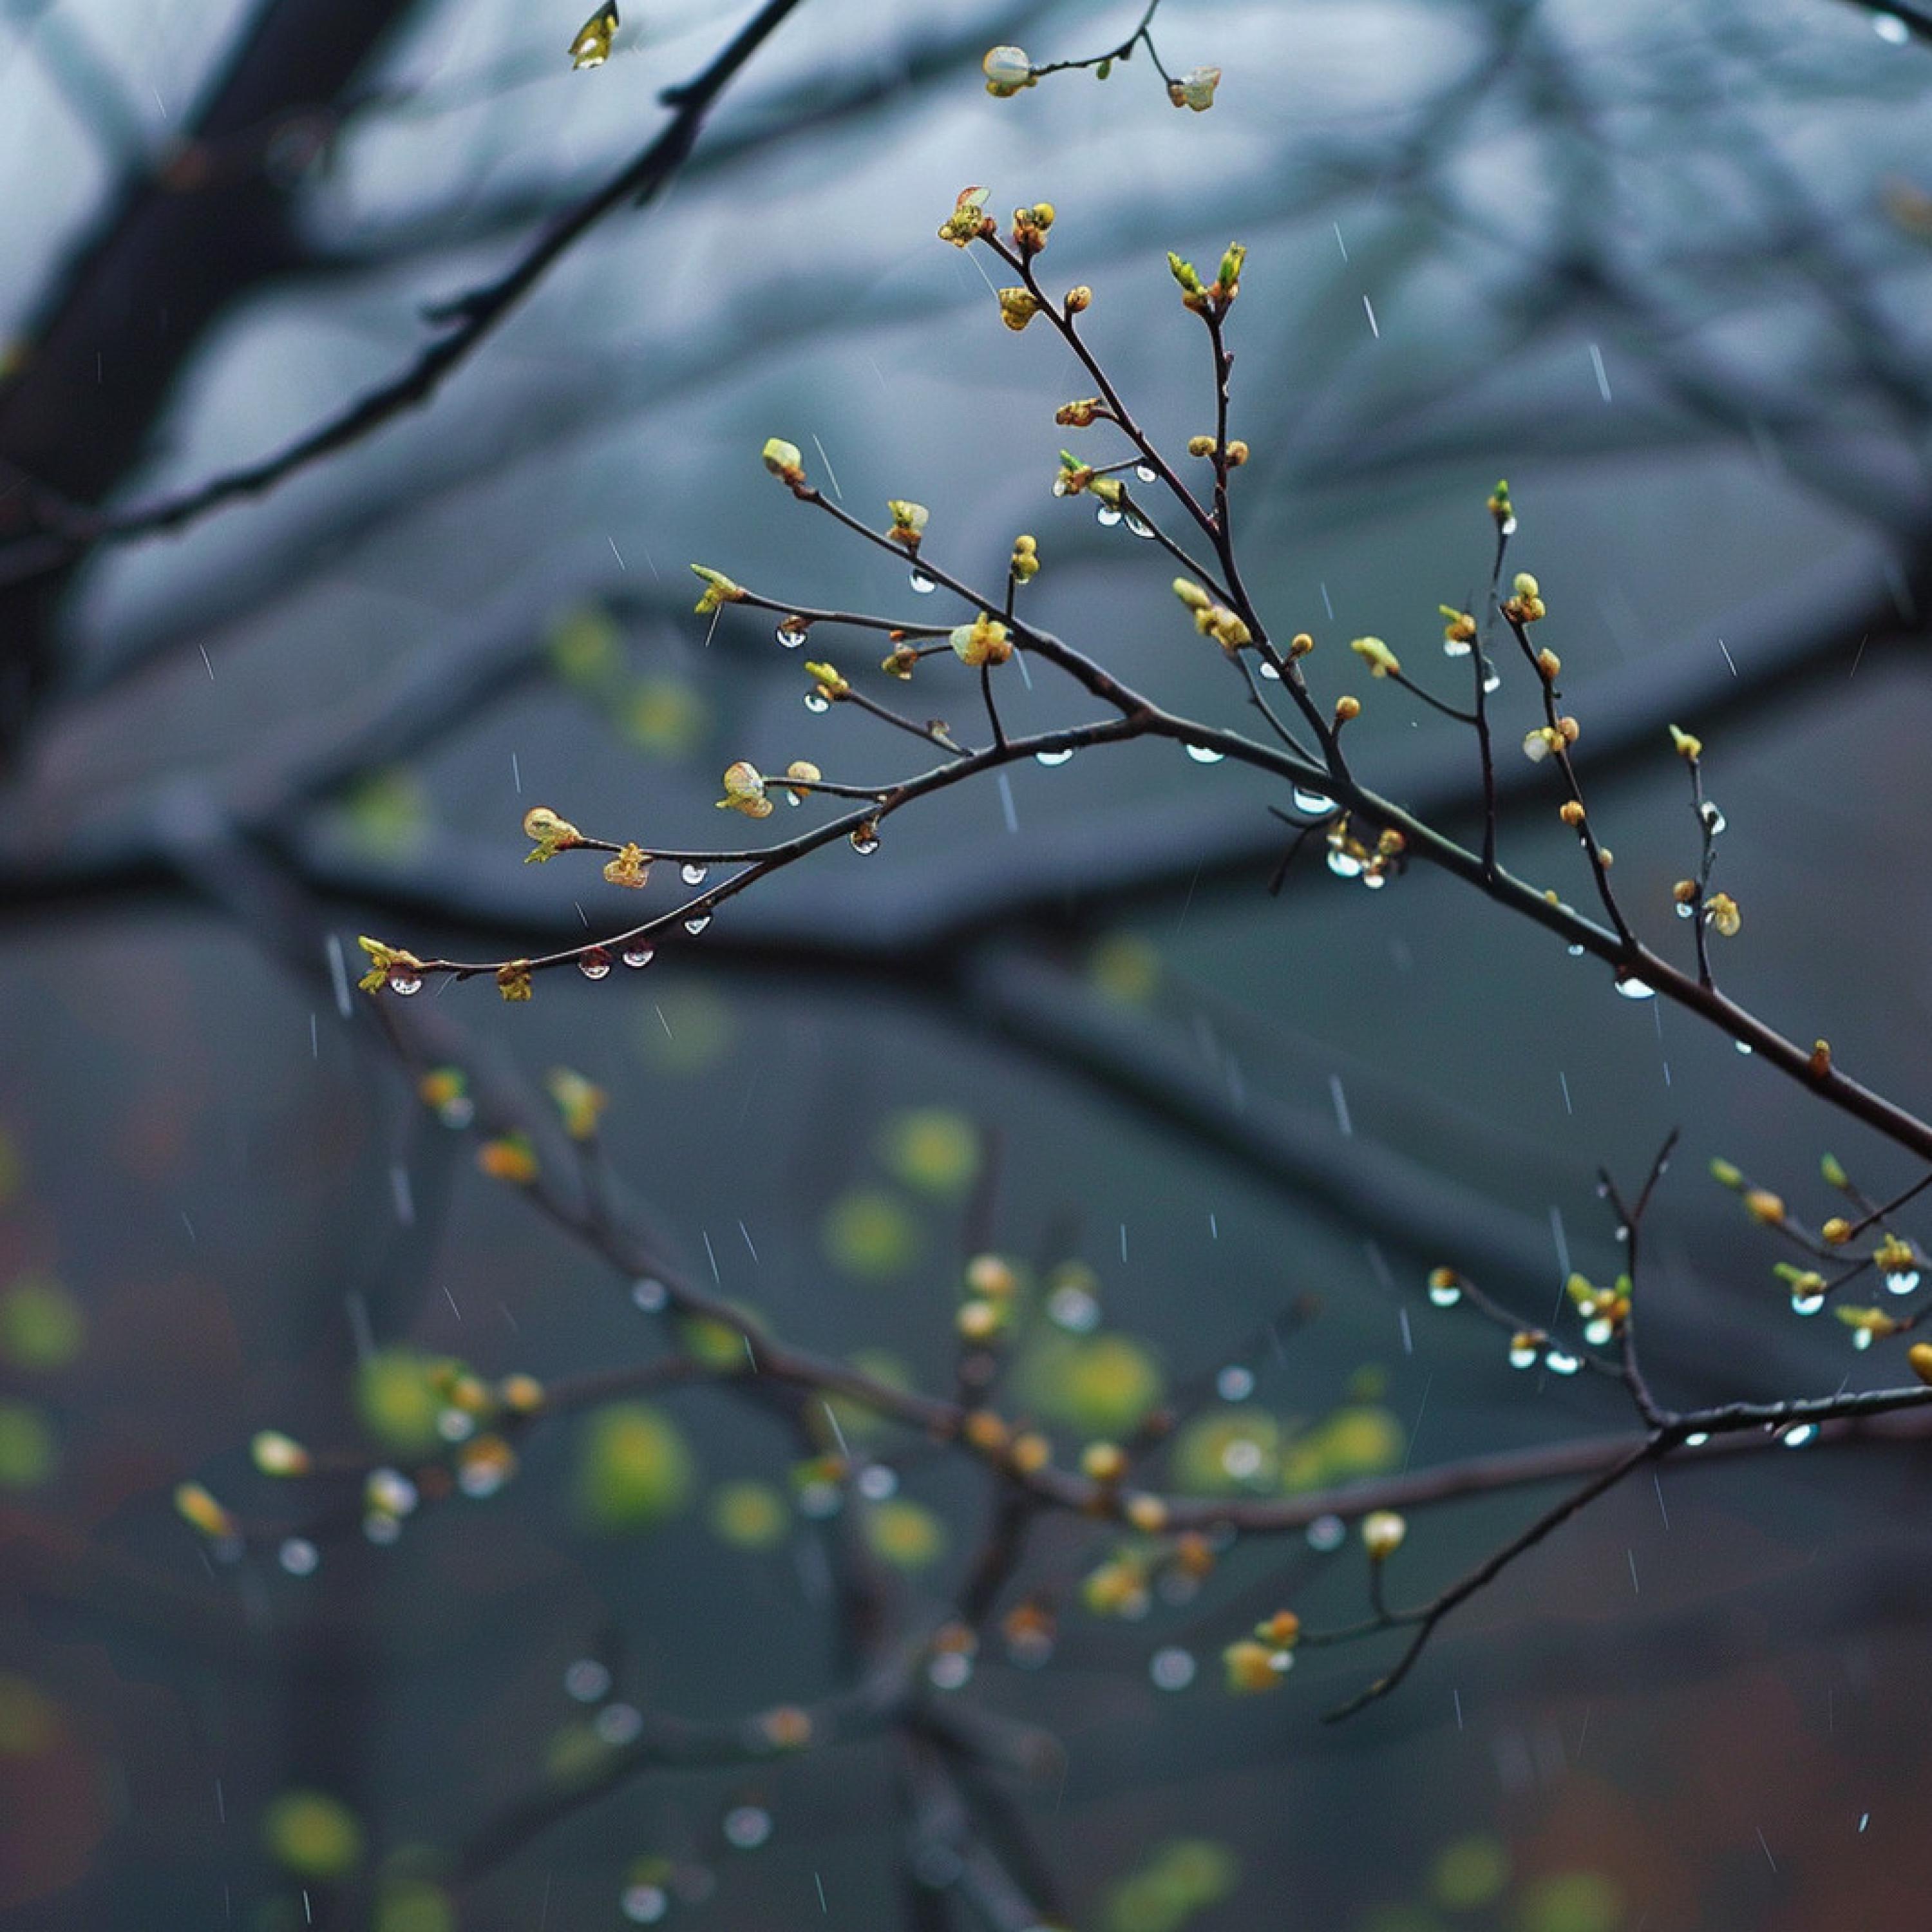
top-left (579, 949), bottom-right (612, 981)
top-left (1584, 1316), bottom-right (1614, 1346)
top-left (1545, 1349), bottom-right (1582, 1376)
top-left (1500, 514), bottom-right (1519, 536)
top-left (1481, 659), bottom-right (1502, 695)
top-left (1614, 975), bottom-right (1657, 1001)
top-left (804, 690), bottom-right (830, 714)
top-left (1735, 1039), bottom-right (1754, 1054)
top-left (1790, 1290), bottom-right (1826, 1316)
top-left (1184, 743), bottom-right (1225, 764)
top-left (775, 621), bottom-right (808, 650)
top-left (1293, 786), bottom-right (1336, 815)
top-left (1508, 1339), bottom-right (1540, 1368)
top-left (908, 570), bottom-right (936, 594)
top-left (1427, 1278), bottom-right (1463, 1309)
top-left (1125, 513), bottom-right (1155, 539)
top-left (1135, 463), bottom-right (1157, 483)
top-left (1362, 870), bottom-right (1387, 890)
top-left (631, 1277), bottom-right (668, 1311)
top-left (1676, 901), bottom-right (1696, 920)
top-left (1034, 747), bottom-right (1075, 767)
top-left (1096, 504), bottom-right (1124, 528)
top-left (681, 862), bottom-right (709, 887)
top-left (1443, 634), bottom-right (1473, 661)
top-left (621, 946), bottom-right (655, 969)
top-left (1885, 1269), bottom-right (1922, 1296)
top-left (1258, 659), bottom-right (1282, 680)
top-left (389, 972), bottom-right (423, 997)
top-left (1567, 943), bottom-right (1586, 957)
top-left (1783, 1422), bottom-right (1818, 1448)
top-left (1700, 801), bottom-right (1727, 835)
top-left (683, 913), bottom-right (712, 935)
top-left (1327, 848), bottom-right (1363, 880)
top-left (850, 828), bottom-right (882, 855)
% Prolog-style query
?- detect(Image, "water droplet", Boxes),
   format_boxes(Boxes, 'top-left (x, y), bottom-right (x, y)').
top-left (723, 1805), bottom-right (773, 1851)
top-left (775, 622), bottom-right (808, 649)
top-left (928, 1651), bottom-right (972, 1691)
top-left (1306, 1513), bottom-right (1345, 1551)
top-left (1783, 1422), bottom-right (1818, 1448)
top-left (1584, 1316), bottom-right (1614, 1346)
top-left (596, 1702), bottom-right (643, 1745)
top-left (564, 1658), bottom-right (612, 1702)
top-left (1216, 1364), bottom-right (1256, 1400)
top-left (1035, 746), bottom-right (1075, 767)
top-left (1362, 870), bottom-right (1387, 891)
top-left (849, 828), bottom-right (881, 855)
top-left (1096, 504), bottom-right (1124, 528)
top-left (1545, 1349), bottom-right (1582, 1376)
top-left (1790, 1291), bottom-right (1825, 1316)
top-left (620, 947), bottom-right (654, 972)
top-left (631, 1276), bottom-right (668, 1311)
top-left (908, 570), bottom-right (936, 594)
top-left (683, 913), bottom-right (712, 935)
top-left (1135, 463), bottom-right (1157, 484)
top-left (621, 1883), bottom-right (668, 1924)
top-left (681, 862), bottom-right (709, 887)
top-left (1184, 743), bottom-right (1225, 764)
top-left (579, 948), bottom-right (612, 980)
top-left (1220, 1438), bottom-right (1265, 1479)
top-left (1885, 1269), bottom-right (1921, 1296)
top-left (437, 1408), bottom-right (475, 1443)
top-left (389, 972), bottom-right (423, 997)
top-left (857, 1463), bottom-right (897, 1500)
top-left (1853, 1326), bottom-right (1875, 1350)
top-left (1258, 659), bottom-right (1282, 680)
top-left (1676, 902), bottom-right (1696, 921)
top-left (1477, 656), bottom-right (1501, 694)
top-left (1875, 10), bottom-right (1911, 44)
top-left (804, 690), bottom-right (829, 714)
top-left (1327, 848), bottom-right (1364, 880)
top-left (1615, 975), bottom-right (1656, 1001)
top-left (1567, 943), bottom-right (1586, 958)
top-left (1508, 1341), bottom-right (1540, 1368)
top-left (1150, 1646), bottom-right (1196, 1691)
top-left (364, 1511), bottom-right (402, 1545)
top-left (1500, 514), bottom-right (1519, 536)
top-left (1443, 635), bottom-right (1473, 660)
top-left (1700, 800), bottom-right (1727, 835)
top-left (1051, 478), bottom-right (1070, 498)
top-left (1683, 1431), bottom-right (1709, 1447)
top-left (1125, 513), bottom-right (1155, 539)
top-left (1735, 1038), bottom-right (1753, 1054)
top-left (1046, 1283), bottom-right (1101, 1332)
top-left (278, 1537), bottom-right (319, 1577)
top-left (1293, 786), bottom-right (1337, 815)
top-left (1427, 1281), bottom-right (1463, 1309)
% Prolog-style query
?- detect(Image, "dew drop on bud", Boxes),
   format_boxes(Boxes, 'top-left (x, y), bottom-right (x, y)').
top-left (850, 829), bottom-right (881, 855)
top-left (1427, 1280), bottom-right (1462, 1309)
top-left (1886, 1269), bottom-right (1922, 1296)
top-left (1326, 848), bottom-right (1363, 880)
top-left (1700, 801), bottom-right (1727, 835)
top-left (1443, 635), bottom-right (1473, 660)
top-left (1501, 514), bottom-right (1519, 536)
top-left (1545, 1349), bottom-right (1582, 1376)
top-left (1096, 504), bottom-right (1124, 528)
top-left (389, 972), bottom-right (423, 997)
top-left (1293, 786), bottom-right (1336, 815)
top-left (621, 946), bottom-right (654, 969)
top-left (681, 862), bottom-right (708, 886)
top-left (1035, 747), bottom-right (1075, 767)
top-left (1584, 1316), bottom-right (1613, 1345)
top-left (1676, 901), bottom-right (1696, 920)
top-left (1783, 1422), bottom-right (1818, 1448)
top-left (1362, 871), bottom-right (1387, 890)
top-left (683, 913), bottom-right (712, 936)
top-left (579, 949), bottom-right (612, 980)
top-left (1508, 1341), bottom-right (1539, 1368)
top-left (775, 622), bottom-right (808, 650)
top-left (1051, 478), bottom-right (1070, 498)
top-left (1183, 743), bottom-right (1225, 764)
top-left (804, 691), bottom-right (829, 714)
top-left (1614, 975), bottom-right (1656, 1001)
top-left (1790, 1291), bottom-right (1825, 1316)
top-left (1481, 659), bottom-right (1502, 694)
top-left (1567, 943), bottom-right (1586, 958)
top-left (908, 570), bottom-right (936, 594)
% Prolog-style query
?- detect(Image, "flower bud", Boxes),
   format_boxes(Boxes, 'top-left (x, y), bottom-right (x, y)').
top-left (1361, 1510), bottom-right (1406, 1560)
top-left (761, 437), bottom-right (804, 482)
